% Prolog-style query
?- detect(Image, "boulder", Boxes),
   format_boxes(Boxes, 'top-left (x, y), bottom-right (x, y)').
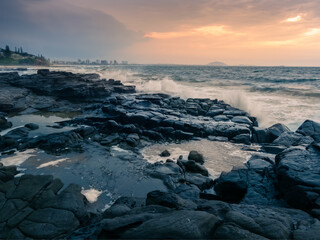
top-left (0, 116), bottom-right (12, 130)
top-left (214, 170), bottom-right (248, 203)
top-left (159, 150), bottom-right (170, 157)
top-left (122, 210), bottom-right (220, 239)
top-left (275, 146), bottom-right (320, 212)
top-left (296, 120), bottom-right (320, 137)
top-left (231, 116), bottom-right (253, 125)
top-left (25, 123), bottom-right (39, 130)
top-left (178, 160), bottom-right (209, 176)
top-left (146, 191), bottom-right (196, 210)
top-left (188, 150), bottom-right (204, 164)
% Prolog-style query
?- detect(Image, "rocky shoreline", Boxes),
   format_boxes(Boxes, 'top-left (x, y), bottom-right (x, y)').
top-left (0, 70), bottom-right (319, 239)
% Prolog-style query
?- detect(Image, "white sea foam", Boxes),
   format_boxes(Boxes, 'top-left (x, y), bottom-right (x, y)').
top-left (0, 149), bottom-right (37, 166)
top-left (36, 158), bottom-right (69, 169)
top-left (81, 188), bottom-right (102, 203)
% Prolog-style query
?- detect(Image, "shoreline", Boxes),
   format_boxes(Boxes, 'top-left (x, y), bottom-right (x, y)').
top-left (0, 69), bottom-right (319, 239)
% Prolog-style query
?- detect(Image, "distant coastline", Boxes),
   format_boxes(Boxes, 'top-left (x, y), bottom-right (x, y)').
top-left (0, 45), bottom-right (49, 66)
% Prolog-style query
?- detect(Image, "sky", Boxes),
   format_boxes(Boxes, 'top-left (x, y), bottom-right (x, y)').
top-left (1, 0), bottom-right (320, 65)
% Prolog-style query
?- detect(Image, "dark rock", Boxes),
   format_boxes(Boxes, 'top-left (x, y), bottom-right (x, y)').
top-left (100, 133), bottom-right (121, 146)
top-left (261, 144), bottom-right (287, 154)
top-left (103, 204), bottom-right (131, 219)
top-left (122, 210), bottom-right (220, 239)
top-left (275, 146), bottom-right (320, 212)
top-left (296, 120), bottom-right (320, 137)
top-left (0, 116), bottom-right (12, 130)
top-left (232, 133), bottom-right (251, 145)
top-left (19, 208), bottom-right (79, 239)
top-left (268, 123), bottom-right (290, 140)
top-left (188, 150), bottom-right (204, 164)
top-left (178, 160), bottom-right (208, 176)
top-left (126, 133), bottom-right (140, 147)
top-left (146, 191), bottom-right (196, 210)
top-left (215, 170), bottom-right (248, 203)
top-left (214, 115), bottom-right (230, 121)
top-left (160, 150), bottom-right (170, 157)
top-left (208, 136), bottom-right (229, 142)
top-left (232, 116), bottom-right (253, 125)
top-left (24, 123), bottom-right (39, 130)
top-left (273, 131), bottom-right (303, 147)
top-left (252, 127), bottom-right (272, 143)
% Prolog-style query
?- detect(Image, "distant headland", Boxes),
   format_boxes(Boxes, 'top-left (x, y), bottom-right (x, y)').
top-left (0, 45), bottom-right (49, 66)
top-left (207, 61), bottom-right (227, 66)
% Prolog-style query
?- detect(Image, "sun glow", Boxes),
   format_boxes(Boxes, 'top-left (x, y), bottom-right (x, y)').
top-left (285, 15), bottom-right (302, 22)
top-left (144, 25), bottom-right (242, 39)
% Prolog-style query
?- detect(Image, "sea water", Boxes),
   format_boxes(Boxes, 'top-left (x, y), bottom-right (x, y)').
top-left (2, 64), bottom-right (318, 130)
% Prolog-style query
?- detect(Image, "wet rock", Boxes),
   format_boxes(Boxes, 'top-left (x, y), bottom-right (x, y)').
top-left (19, 208), bottom-right (79, 239)
top-left (261, 144), bottom-right (287, 154)
top-left (0, 116), bottom-right (12, 130)
top-left (268, 123), bottom-right (291, 140)
top-left (122, 210), bottom-right (220, 239)
top-left (214, 115), bottom-right (230, 121)
top-left (146, 190), bottom-right (196, 210)
top-left (232, 133), bottom-right (251, 145)
top-left (178, 160), bottom-right (208, 176)
top-left (126, 133), bottom-right (140, 147)
top-left (214, 169), bottom-right (248, 203)
top-left (275, 145), bottom-right (320, 212)
top-left (296, 120), bottom-right (320, 137)
top-left (0, 165), bottom-right (19, 182)
top-left (160, 150), bottom-right (170, 157)
top-left (232, 116), bottom-right (253, 125)
top-left (103, 204), bottom-right (131, 219)
top-left (188, 150), bottom-right (204, 164)
top-left (100, 133), bottom-right (121, 146)
top-left (25, 123), bottom-right (39, 130)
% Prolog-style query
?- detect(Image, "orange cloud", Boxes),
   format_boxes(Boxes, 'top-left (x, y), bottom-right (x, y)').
top-left (285, 15), bottom-right (302, 22)
top-left (144, 25), bottom-right (243, 39)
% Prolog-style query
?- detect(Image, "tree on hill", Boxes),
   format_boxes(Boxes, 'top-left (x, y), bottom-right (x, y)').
top-left (4, 45), bottom-right (11, 57)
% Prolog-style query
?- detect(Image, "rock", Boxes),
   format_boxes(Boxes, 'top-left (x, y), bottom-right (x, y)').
top-left (100, 133), bottom-right (121, 146)
top-left (296, 120), bottom-right (320, 137)
top-left (146, 191), bottom-right (196, 210)
top-left (214, 170), bottom-right (247, 203)
top-left (208, 136), bottom-right (229, 142)
top-left (185, 173), bottom-right (214, 190)
top-left (261, 144), bottom-right (287, 154)
top-left (213, 222), bottom-right (268, 240)
top-left (122, 210), bottom-right (220, 239)
top-left (125, 133), bottom-right (140, 147)
top-left (232, 116), bottom-right (253, 125)
top-left (188, 150), bottom-right (204, 164)
top-left (7, 175), bottom-right (53, 202)
top-left (19, 208), bottom-right (79, 239)
top-left (268, 123), bottom-right (290, 140)
top-left (275, 146), bottom-right (320, 212)
top-left (0, 116), bottom-right (12, 130)
top-left (25, 123), bottom-right (39, 130)
top-left (232, 134), bottom-right (251, 145)
top-left (159, 150), bottom-right (170, 157)
top-left (178, 160), bottom-right (209, 176)
top-left (252, 127), bottom-right (272, 143)
top-left (214, 115), bottom-right (230, 121)
top-left (0, 165), bottom-right (19, 182)
top-left (103, 204), bottom-right (131, 219)
top-left (273, 131), bottom-right (303, 147)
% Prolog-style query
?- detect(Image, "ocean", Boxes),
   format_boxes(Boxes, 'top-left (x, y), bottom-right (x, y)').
top-left (1, 65), bottom-right (320, 130)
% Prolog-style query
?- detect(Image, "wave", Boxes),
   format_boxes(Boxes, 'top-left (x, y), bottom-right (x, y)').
top-left (250, 86), bottom-right (320, 98)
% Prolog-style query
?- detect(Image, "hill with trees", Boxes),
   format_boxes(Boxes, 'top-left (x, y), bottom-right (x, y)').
top-left (0, 45), bottom-right (49, 66)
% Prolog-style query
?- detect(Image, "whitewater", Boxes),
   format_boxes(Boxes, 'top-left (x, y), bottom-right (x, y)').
top-left (1, 64), bottom-right (320, 130)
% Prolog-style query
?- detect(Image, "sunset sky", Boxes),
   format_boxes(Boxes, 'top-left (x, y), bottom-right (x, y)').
top-left (1, 0), bottom-right (320, 65)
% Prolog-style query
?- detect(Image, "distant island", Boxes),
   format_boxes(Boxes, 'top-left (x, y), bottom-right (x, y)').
top-left (207, 61), bottom-right (227, 66)
top-left (0, 45), bottom-right (49, 66)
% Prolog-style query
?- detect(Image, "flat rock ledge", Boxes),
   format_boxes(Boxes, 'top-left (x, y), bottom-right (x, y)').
top-left (0, 164), bottom-right (89, 239)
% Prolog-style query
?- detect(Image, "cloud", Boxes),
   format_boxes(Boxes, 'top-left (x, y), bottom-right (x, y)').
top-left (0, 0), bottom-right (142, 59)
top-left (145, 25), bottom-right (244, 39)
top-left (285, 15), bottom-right (302, 22)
